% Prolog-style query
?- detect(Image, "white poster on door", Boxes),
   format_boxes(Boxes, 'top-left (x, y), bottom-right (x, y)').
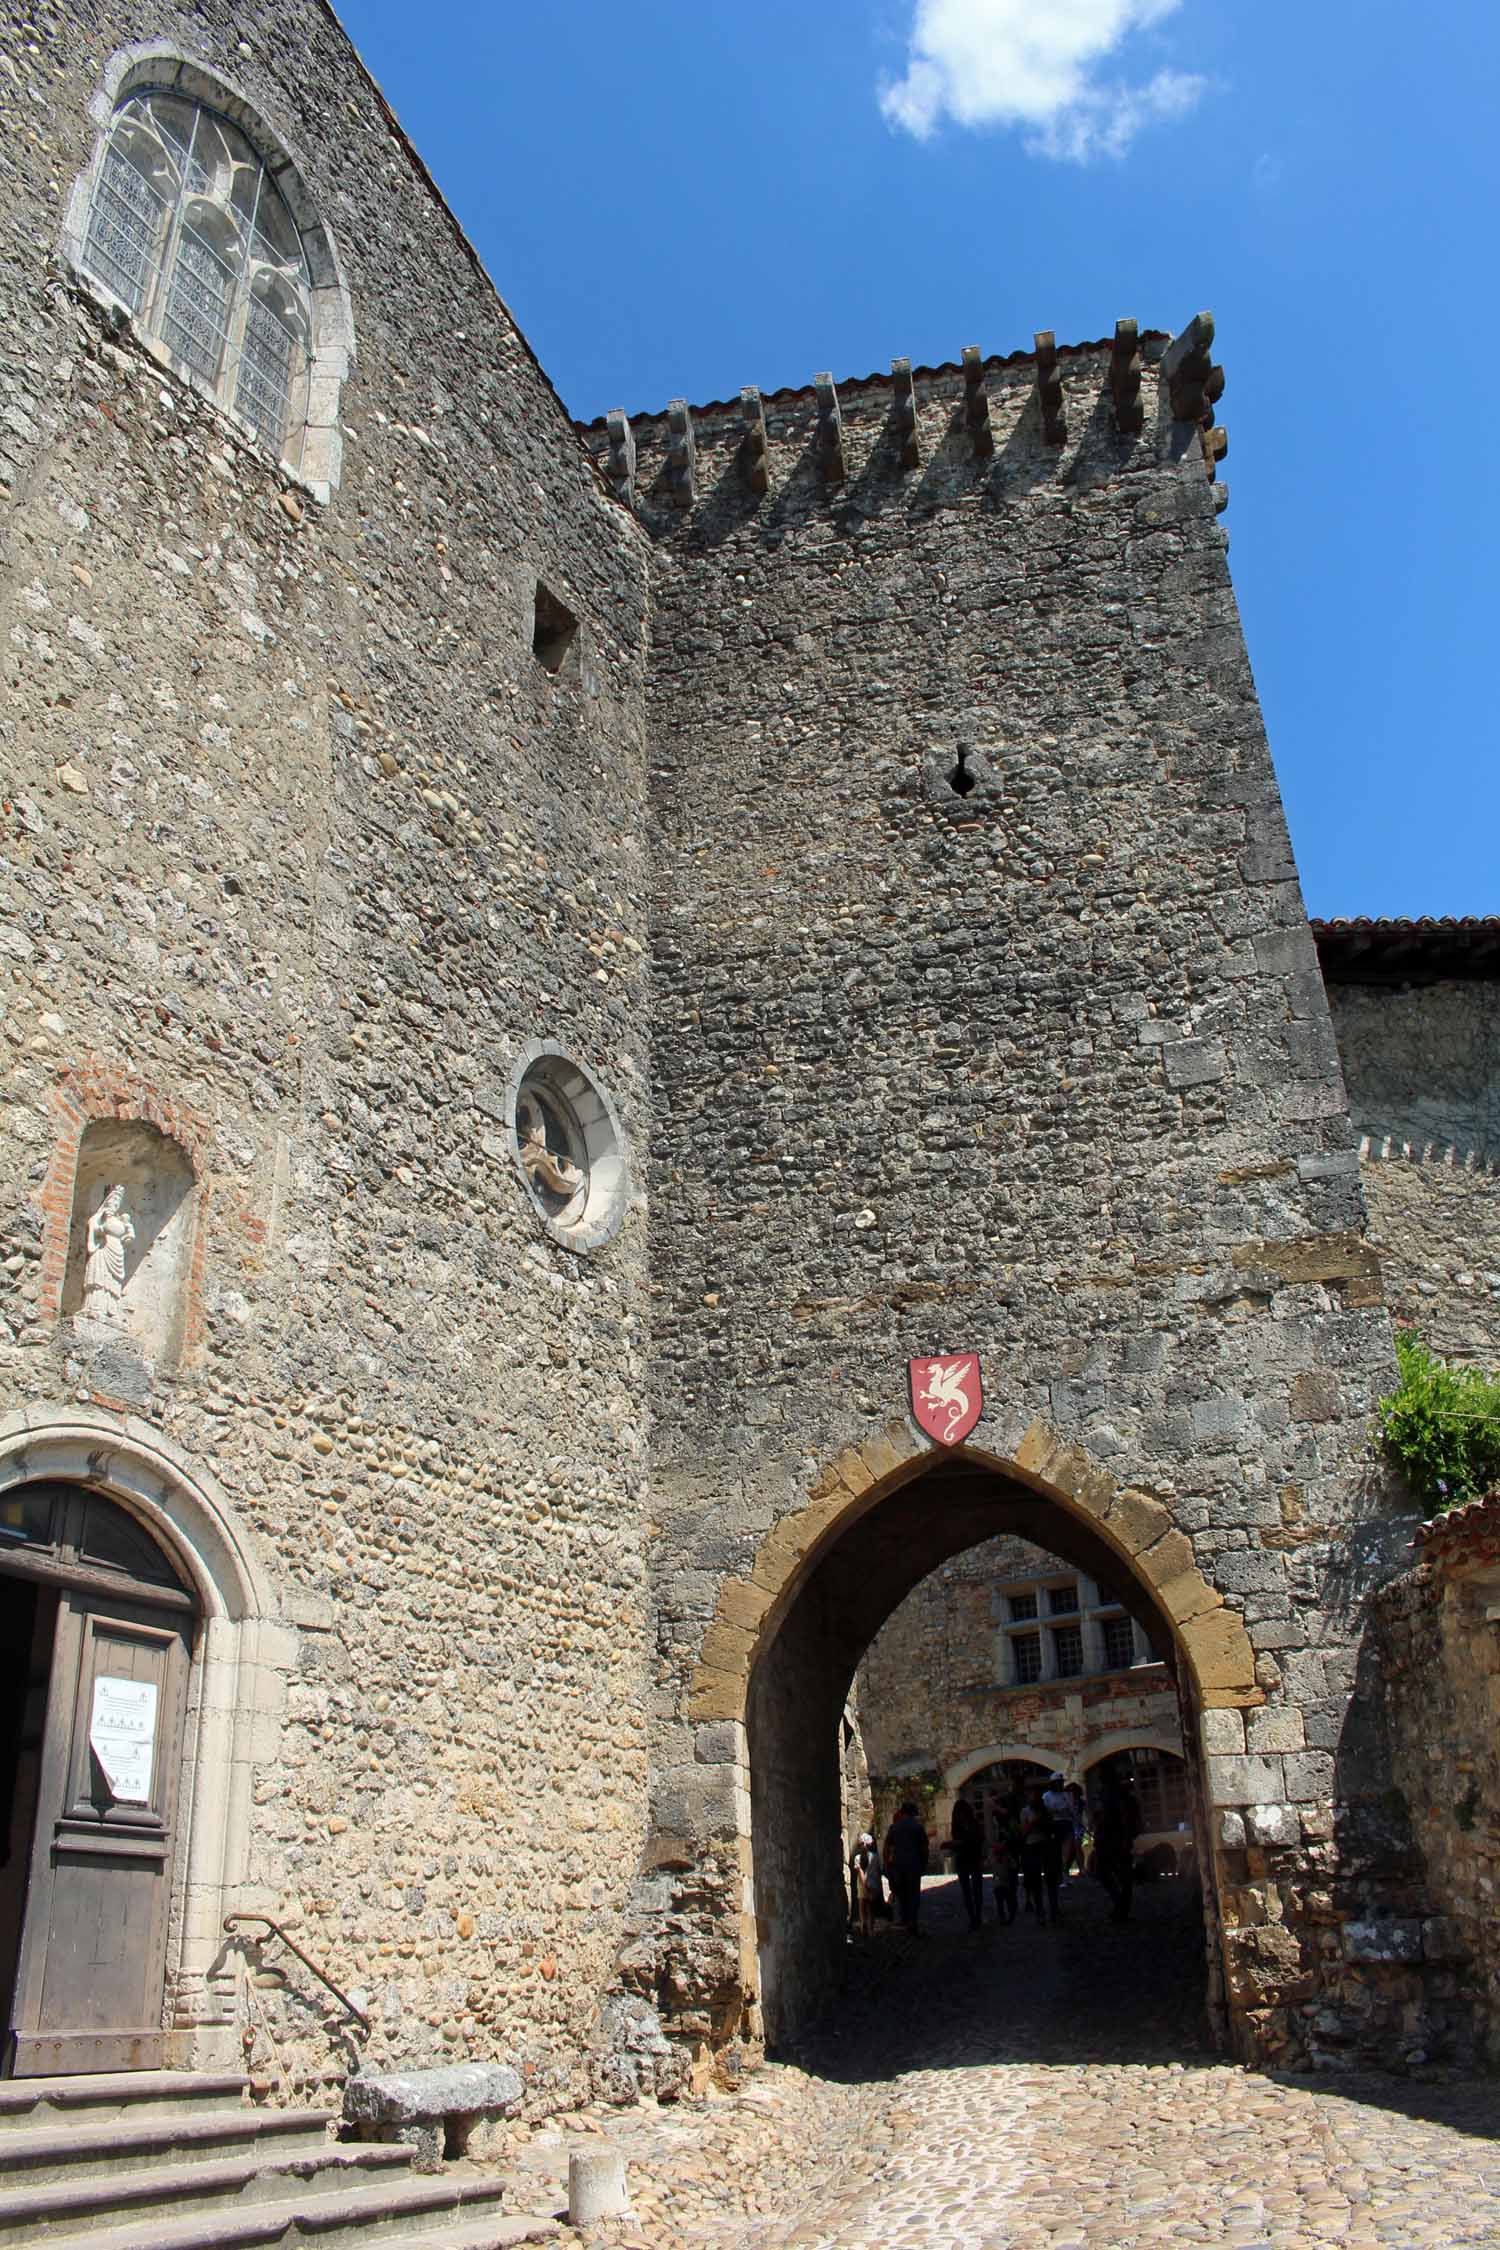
top-left (89, 1675), bottom-right (158, 1803)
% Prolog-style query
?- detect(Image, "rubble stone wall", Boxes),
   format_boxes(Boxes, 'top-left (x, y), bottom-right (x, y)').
top-left (1371, 1509), bottom-right (1500, 2069)
top-left (0, 0), bottom-right (655, 2104)
top-left (1325, 980), bottom-right (1500, 1364)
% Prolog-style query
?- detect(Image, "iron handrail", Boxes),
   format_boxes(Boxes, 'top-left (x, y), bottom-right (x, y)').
top-left (223, 1912), bottom-right (372, 2036)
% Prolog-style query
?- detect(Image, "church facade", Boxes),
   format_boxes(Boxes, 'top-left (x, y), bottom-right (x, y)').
top-left (1, 0), bottom-right (1496, 2103)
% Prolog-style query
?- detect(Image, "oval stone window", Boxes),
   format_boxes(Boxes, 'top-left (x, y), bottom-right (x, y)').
top-left (507, 1043), bottom-right (628, 1252)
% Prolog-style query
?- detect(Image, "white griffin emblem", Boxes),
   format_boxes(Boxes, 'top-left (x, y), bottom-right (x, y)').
top-left (918, 1356), bottom-right (975, 1443)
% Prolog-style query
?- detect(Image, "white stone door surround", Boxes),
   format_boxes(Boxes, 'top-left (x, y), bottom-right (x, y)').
top-left (0, 1405), bottom-right (291, 2070)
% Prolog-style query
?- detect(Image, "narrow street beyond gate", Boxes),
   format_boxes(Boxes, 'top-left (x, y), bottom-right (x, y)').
top-left (521, 1873), bottom-right (1500, 2247)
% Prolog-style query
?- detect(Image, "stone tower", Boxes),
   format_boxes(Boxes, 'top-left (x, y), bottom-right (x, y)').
top-left (589, 341), bottom-right (1421, 2077)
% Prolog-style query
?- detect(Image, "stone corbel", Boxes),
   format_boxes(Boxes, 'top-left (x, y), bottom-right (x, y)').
top-left (891, 358), bottom-right (919, 468)
top-left (1034, 332), bottom-right (1066, 446)
top-left (1110, 318), bottom-right (1144, 435)
top-left (962, 345), bottom-right (993, 459)
top-left (814, 372), bottom-right (846, 485)
top-left (605, 408), bottom-right (635, 508)
top-left (739, 386), bottom-right (769, 496)
top-left (666, 397), bottom-right (697, 508)
top-left (1162, 311), bottom-right (1225, 427)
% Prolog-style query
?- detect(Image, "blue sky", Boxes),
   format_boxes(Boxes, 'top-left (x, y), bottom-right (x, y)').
top-left (334, 0), bottom-right (1499, 920)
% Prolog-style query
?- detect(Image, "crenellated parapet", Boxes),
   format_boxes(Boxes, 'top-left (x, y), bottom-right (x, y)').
top-left (580, 313), bottom-right (1229, 536)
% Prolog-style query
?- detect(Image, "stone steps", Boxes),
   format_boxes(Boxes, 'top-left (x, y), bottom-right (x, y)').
top-left (0, 2072), bottom-right (559, 2249)
top-left (12, 2176), bottom-right (560, 2249)
top-left (0, 2142), bottom-right (412, 2242)
top-left (0, 2105), bottom-right (333, 2186)
top-left (0, 2072), bottom-right (251, 2132)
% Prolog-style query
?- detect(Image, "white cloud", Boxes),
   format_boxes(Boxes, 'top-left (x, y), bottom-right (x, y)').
top-left (879, 0), bottom-right (1206, 161)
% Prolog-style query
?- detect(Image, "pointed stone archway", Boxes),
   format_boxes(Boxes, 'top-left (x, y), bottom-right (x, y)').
top-left (674, 1415), bottom-right (1262, 2062)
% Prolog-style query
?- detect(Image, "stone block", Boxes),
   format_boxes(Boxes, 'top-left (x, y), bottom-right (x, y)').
top-left (1104, 1486), bottom-right (1172, 1555)
top-left (686, 1665), bottom-right (743, 1723)
top-left (1157, 1567), bottom-right (1222, 1625)
top-left (1014, 1420), bottom-right (1067, 1482)
top-left (1218, 1809), bottom-right (1246, 1849)
top-left (1280, 1750), bottom-right (1335, 1803)
top-left (717, 1578), bottom-right (773, 1636)
top-left (1200, 1707), bottom-right (1246, 1756)
top-left (1213, 1550), bottom-right (1287, 1595)
top-left (698, 1618), bottom-right (754, 1677)
top-left (1191, 1396), bottom-right (1245, 1441)
top-left (1422, 1915), bottom-right (1467, 1962)
top-left (1289, 1370), bottom-right (1341, 1423)
top-left (1246, 1706), bottom-right (1305, 1754)
top-left (344, 2061), bottom-right (523, 2135)
top-left (1137, 1527), bottom-right (1196, 1591)
top-left (1180, 1603), bottom-right (1258, 1694)
top-left (1207, 1753), bottom-right (1283, 1807)
top-left (1342, 1919), bottom-right (1423, 1964)
top-left (694, 1720), bottom-right (747, 1766)
top-left (1164, 1038), bottom-right (1228, 1087)
top-left (1244, 1801), bottom-right (1298, 1847)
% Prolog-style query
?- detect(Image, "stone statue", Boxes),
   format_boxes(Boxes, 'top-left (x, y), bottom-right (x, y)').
top-left (82, 1183), bottom-right (135, 1323)
top-left (518, 1099), bottom-right (585, 1208)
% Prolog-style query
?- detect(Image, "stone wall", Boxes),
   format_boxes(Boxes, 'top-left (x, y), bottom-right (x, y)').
top-left (1325, 978), bottom-right (1500, 1364)
top-left (600, 346), bottom-right (1421, 2072)
top-left (1370, 1500), bottom-right (1500, 2069)
top-left (0, 0), bottom-right (655, 2104)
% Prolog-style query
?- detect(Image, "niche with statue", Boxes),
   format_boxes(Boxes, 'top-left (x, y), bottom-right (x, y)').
top-left (62, 1121), bottom-right (198, 1364)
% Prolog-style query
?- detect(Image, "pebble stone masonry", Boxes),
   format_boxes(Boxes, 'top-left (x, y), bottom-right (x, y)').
top-left (0, 0), bottom-right (1483, 2115)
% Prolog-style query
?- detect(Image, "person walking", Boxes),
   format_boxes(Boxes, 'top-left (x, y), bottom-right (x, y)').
top-left (1042, 1772), bottom-right (1074, 1904)
top-left (1065, 1780), bottom-right (1088, 1877)
top-left (884, 1800), bottom-right (930, 1933)
top-left (992, 1805), bottom-right (1020, 1926)
top-left (951, 1795), bottom-right (984, 1931)
top-left (1019, 1785), bottom-right (1057, 1925)
top-left (1094, 1772), bottom-right (1142, 1923)
top-left (852, 1831), bottom-right (884, 1938)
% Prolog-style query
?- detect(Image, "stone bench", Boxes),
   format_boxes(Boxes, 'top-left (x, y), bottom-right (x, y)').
top-left (343, 2062), bottom-right (523, 2172)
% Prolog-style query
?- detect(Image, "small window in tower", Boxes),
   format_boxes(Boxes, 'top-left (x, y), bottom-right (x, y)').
top-left (532, 583), bottom-right (578, 675)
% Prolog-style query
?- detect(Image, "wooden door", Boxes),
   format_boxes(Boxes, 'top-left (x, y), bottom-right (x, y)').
top-left (7, 1589), bottom-right (192, 2074)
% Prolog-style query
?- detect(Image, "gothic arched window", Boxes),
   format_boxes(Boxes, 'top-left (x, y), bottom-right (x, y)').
top-left (65, 52), bottom-right (354, 498)
top-left (81, 91), bottom-right (311, 459)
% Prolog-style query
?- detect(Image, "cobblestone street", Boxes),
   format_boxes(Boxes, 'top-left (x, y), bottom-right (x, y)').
top-left (525, 1873), bottom-right (1500, 2248)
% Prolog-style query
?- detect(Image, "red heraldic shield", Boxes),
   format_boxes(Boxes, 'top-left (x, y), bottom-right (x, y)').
top-left (909, 1353), bottom-right (983, 1448)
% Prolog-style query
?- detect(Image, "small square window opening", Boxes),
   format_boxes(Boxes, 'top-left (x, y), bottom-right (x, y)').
top-left (533, 583), bottom-right (578, 675)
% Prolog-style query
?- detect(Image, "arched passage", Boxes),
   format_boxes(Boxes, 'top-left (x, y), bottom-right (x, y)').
top-left (687, 1418), bottom-right (1257, 2057)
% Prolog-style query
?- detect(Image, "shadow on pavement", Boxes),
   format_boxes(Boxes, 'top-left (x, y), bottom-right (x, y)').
top-left (787, 1869), bottom-right (1216, 2086)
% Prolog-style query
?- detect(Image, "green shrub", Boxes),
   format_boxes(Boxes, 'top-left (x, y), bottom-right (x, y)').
top-left (1377, 1329), bottom-right (1500, 1514)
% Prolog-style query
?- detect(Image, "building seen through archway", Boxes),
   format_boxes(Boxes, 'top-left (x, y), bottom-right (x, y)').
top-left (856, 1531), bottom-right (1192, 1870)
